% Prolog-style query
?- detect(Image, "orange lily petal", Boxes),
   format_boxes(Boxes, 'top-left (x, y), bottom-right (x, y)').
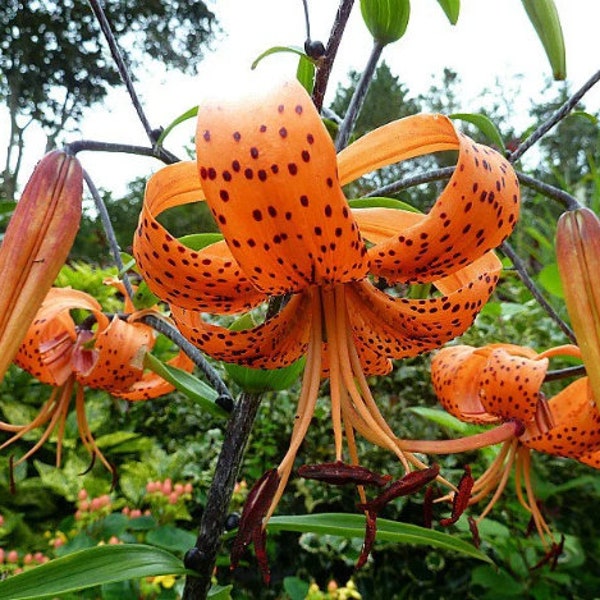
top-left (134, 161), bottom-right (267, 313)
top-left (344, 262), bottom-right (500, 367)
top-left (170, 291), bottom-right (312, 369)
top-left (478, 347), bottom-right (548, 423)
top-left (521, 377), bottom-right (600, 459)
top-left (430, 345), bottom-right (501, 424)
top-left (370, 144), bottom-right (517, 282)
top-left (0, 150), bottom-right (82, 379)
top-left (195, 78), bottom-right (368, 294)
top-left (337, 114), bottom-right (458, 186)
top-left (76, 317), bottom-right (153, 393)
top-left (431, 343), bottom-right (548, 426)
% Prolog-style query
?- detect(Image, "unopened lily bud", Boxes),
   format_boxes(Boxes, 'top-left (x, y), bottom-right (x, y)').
top-left (0, 149), bottom-right (82, 379)
top-left (556, 208), bottom-right (600, 407)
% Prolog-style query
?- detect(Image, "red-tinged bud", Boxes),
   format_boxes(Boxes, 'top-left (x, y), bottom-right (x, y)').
top-left (0, 150), bottom-right (82, 379)
top-left (230, 468), bottom-right (279, 571)
top-left (556, 208), bottom-right (600, 409)
top-left (440, 465), bottom-right (474, 526)
top-left (298, 461), bottom-right (392, 487)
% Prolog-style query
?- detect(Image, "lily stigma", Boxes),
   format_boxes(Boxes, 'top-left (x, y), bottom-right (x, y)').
top-left (133, 77), bottom-right (521, 577)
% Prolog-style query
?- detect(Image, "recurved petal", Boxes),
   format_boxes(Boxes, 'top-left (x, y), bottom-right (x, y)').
top-left (337, 113), bottom-right (458, 186)
top-left (76, 317), bottom-right (154, 393)
top-left (112, 349), bottom-right (194, 401)
top-left (14, 288), bottom-right (106, 386)
top-left (360, 132), bottom-right (519, 284)
top-left (521, 377), bottom-right (600, 459)
top-left (479, 347), bottom-right (548, 423)
top-left (345, 264), bottom-right (500, 365)
top-left (195, 78), bottom-right (368, 294)
top-left (0, 150), bottom-right (82, 380)
top-left (170, 291), bottom-right (312, 369)
top-left (430, 345), bottom-right (501, 424)
top-left (133, 161), bottom-right (267, 314)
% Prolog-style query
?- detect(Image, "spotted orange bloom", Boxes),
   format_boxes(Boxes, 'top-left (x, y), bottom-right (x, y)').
top-left (430, 342), bottom-right (600, 554)
top-left (2, 287), bottom-right (192, 474)
top-left (133, 78), bottom-right (520, 573)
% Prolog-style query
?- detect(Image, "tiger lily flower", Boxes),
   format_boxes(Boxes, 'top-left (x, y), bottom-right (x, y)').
top-left (429, 342), bottom-right (600, 555)
top-left (0, 150), bottom-right (82, 380)
top-left (2, 286), bottom-right (192, 477)
top-left (133, 77), bottom-right (520, 575)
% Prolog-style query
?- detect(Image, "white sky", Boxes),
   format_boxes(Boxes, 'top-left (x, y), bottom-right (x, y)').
top-left (6, 0), bottom-right (600, 195)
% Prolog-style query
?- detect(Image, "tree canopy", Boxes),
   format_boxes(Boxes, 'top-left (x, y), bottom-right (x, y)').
top-left (0, 0), bottom-right (217, 201)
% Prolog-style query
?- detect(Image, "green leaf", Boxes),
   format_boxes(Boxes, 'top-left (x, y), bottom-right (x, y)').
top-left (146, 525), bottom-right (197, 554)
top-left (296, 54), bottom-right (315, 94)
top-left (179, 232), bottom-right (224, 250)
top-left (143, 354), bottom-right (227, 419)
top-left (251, 45), bottom-right (307, 70)
top-left (265, 514), bottom-right (492, 563)
top-left (450, 113), bottom-right (506, 153)
top-left (208, 584), bottom-right (233, 599)
top-left (408, 406), bottom-right (471, 433)
top-left (537, 262), bottom-right (564, 298)
top-left (0, 544), bottom-right (192, 599)
top-left (156, 106), bottom-right (198, 146)
top-left (436, 0), bottom-right (460, 24)
top-left (283, 576), bottom-right (310, 600)
top-left (360, 0), bottom-right (411, 45)
top-left (349, 197), bottom-right (421, 212)
top-left (521, 0), bottom-right (566, 80)
top-left (131, 281), bottom-right (160, 310)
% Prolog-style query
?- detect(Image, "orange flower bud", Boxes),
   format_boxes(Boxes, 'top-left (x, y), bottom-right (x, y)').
top-left (0, 150), bottom-right (82, 379)
top-left (556, 207), bottom-right (600, 408)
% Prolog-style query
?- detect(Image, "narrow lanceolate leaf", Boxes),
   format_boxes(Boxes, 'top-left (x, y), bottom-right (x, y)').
top-left (265, 514), bottom-right (492, 563)
top-left (360, 0), bottom-right (410, 45)
top-left (436, 0), bottom-right (460, 24)
top-left (556, 208), bottom-right (600, 407)
top-left (0, 544), bottom-right (191, 599)
top-left (521, 0), bottom-right (566, 80)
top-left (0, 150), bottom-right (82, 380)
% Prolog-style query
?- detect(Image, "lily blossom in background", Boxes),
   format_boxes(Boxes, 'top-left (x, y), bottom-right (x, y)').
top-left (133, 77), bottom-right (520, 577)
top-left (430, 342), bottom-right (600, 559)
top-left (1, 286), bottom-right (192, 478)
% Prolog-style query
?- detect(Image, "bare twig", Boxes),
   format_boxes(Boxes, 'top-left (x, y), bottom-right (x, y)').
top-left (67, 140), bottom-right (180, 165)
top-left (501, 241), bottom-right (575, 343)
top-left (87, 0), bottom-right (154, 142)
top-left (336, 40), bottom-right (385, 151)
top-left (516, 170), bottom-right (582, 211)
top-left (508, 69), bottom-right (600, 163)
top-left (312, 0), bottom-right (355, 112)
top-left (83, 170), bottom-right (135, 301)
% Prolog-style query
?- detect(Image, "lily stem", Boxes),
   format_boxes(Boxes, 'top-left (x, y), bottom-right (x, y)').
top-left (83, 170), bottom-right (135, 302)
top-left (182, 392), bottom-right (263, 600)
top-left (336, 39), bottom-right (385, 151)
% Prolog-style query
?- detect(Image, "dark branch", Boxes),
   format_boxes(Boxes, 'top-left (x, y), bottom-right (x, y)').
top-left (312, 0), bottom-right (355, 112)
top-left (508, 69), bottom-right (600, 163)
top-left (83, 170), bottom-right (135, 301)
top-left (66, 140), bottom-right (180, 165)
top-left (182, 392), bottom-right (263, 599)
